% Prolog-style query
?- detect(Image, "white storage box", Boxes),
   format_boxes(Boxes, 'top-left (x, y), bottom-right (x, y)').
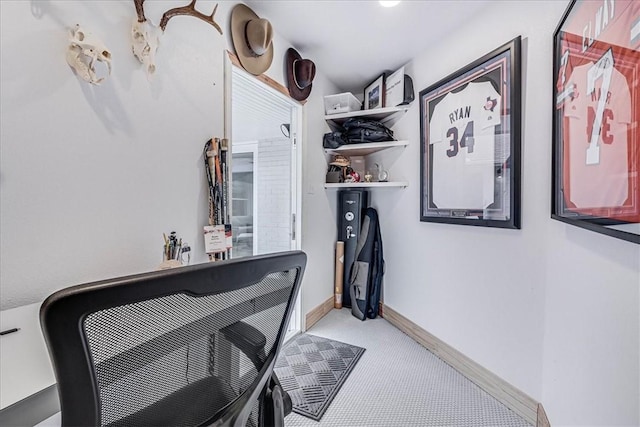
top-left (324, 92), bottom-right (361, 115)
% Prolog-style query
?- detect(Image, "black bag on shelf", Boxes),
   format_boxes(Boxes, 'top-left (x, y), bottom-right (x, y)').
top-left (323, 131), bottom-right (349, 149)
top-left (342, 118), bottom-right (395, 143)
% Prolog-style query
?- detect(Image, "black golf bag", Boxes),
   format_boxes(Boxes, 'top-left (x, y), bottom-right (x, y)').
top-left (349, 207), bottom-right (384, 320)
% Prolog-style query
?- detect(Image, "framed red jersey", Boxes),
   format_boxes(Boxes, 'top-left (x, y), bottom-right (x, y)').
top-left (553, 0), bottom-right (640, 244)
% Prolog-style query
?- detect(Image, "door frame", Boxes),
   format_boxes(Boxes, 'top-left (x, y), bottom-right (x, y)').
top-left (223, 52), bottom-right (303, 339)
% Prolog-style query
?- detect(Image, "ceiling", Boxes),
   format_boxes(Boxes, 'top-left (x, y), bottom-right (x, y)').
top-left (245, 0), bottom-right (491, 94)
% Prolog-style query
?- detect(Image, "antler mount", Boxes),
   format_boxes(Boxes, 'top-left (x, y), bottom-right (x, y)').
top-left (160, 0), bottom-right (222, 34)
top-left (133, 0), bottom-right (222, 35)
top-left (134, 0), bottom-right (146, 23)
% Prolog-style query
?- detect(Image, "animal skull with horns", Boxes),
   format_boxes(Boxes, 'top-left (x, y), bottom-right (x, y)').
top-left (132, 0), bottom-right (222, 77)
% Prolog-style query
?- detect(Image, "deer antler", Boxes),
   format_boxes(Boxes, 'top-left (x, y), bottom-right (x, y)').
top-left (160, 1), bottom-right (222, 35)
top-left (134, 0), bottom-right (146, 23)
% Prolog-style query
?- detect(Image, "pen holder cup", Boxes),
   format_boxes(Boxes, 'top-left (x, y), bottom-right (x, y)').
top-left (157, 259), bottom-right (183, 270)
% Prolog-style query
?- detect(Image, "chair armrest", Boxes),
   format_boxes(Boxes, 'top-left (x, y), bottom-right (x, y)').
top-left (220, 321), bottom-right (266, 368)
top-left (221, 322), bottom-right (292, 418)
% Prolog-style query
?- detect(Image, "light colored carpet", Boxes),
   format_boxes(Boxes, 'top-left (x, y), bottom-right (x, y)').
top-left (283, 308), bottom-right (531, 427)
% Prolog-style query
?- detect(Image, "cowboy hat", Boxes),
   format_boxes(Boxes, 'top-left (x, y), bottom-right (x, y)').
top-left (231, 4), bottom-right (274, 75)
top-left (286, 48), bottom-right (316, 101)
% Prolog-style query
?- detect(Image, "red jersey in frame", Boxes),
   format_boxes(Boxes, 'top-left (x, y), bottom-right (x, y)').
top-left (556, 0), bottom-right (640, 222)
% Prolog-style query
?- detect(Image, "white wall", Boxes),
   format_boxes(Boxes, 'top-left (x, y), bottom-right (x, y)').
top-left (0, 1), bottom-right (337, 322)
top-left (0, 0), bottom-right (219, 309)
top-left (299, 81), bottom-right (341, 323)
top-left (374, 1), bottom-right (640, 426)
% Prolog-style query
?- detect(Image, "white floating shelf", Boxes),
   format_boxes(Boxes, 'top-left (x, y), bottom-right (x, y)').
top-left (324, 181), bottom-right (408, 189)
top-left (324, 140), bottom-right (409, 156)
top-left (324, 106), bottom-right (410, 131)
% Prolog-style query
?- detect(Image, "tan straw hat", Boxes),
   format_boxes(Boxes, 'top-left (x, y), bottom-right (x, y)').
top-left (330, 155), bottom-right (350, 167)
top-left (231, 4), bottom-right (274, 76)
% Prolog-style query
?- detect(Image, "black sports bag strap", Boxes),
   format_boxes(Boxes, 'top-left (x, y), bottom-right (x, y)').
top-left (323, 131), bottom-right (348, 148)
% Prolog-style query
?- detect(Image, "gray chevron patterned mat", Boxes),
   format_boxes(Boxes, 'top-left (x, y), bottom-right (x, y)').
top-left (274, 333), bottom-right (365, 421)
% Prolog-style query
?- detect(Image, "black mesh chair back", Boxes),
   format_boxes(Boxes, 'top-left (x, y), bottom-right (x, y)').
top-left (40, 251), bottom-right (306, 427)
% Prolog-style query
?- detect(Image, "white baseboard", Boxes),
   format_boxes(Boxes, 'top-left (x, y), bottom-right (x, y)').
top-left (304, 296), bottom-right (334, 330)
top-left (383, 304), bottom-right (544, 426)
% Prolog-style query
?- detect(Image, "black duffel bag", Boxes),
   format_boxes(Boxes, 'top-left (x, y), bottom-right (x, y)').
top-left (323, 131), bottom-right (349, 149)
top-left (343, 118), bottom-right (395, 143)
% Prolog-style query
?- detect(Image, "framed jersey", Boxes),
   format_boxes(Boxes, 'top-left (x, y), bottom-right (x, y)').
top-left (419, 36), bottom-right (521, 229)
top-left (553, 0), bottom-right (640, 244)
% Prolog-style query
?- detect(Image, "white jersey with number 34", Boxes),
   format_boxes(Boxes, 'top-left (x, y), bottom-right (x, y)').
top-left (429, 81), bottom-right (501, 210)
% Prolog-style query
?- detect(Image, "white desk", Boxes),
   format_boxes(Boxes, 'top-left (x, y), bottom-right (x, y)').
top-left (0, 303), bottom-right (56, 409)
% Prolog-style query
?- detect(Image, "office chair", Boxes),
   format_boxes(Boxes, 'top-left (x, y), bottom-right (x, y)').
top-left (40, 251), bottom-right (306, 427)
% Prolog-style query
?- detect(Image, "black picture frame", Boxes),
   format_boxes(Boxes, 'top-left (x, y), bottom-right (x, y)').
top-left (364, 73), bottom-right (385, 110)
top-left (419, 36), bottom-right (522, 229)
top-left (552, 0), bottom-right (640, 244)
